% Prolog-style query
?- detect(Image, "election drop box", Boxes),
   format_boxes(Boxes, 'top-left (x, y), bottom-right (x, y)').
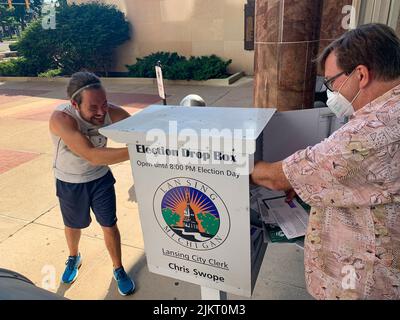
top-left (100, 104), bottom-right (344, 298)
top-left (100, 104), bottom-right (275, 297)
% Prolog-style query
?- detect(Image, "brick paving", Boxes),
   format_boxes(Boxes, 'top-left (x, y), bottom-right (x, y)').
top-left (0, 148), bottom-right (40, 175)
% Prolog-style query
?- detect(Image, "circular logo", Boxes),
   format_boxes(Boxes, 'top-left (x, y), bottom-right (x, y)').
top-left (153, 177), bottom-right (230, 251)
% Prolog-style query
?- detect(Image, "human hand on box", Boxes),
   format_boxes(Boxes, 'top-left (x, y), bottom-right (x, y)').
top-left (250, 160), bottom-right (292, 191)
top-left (285, 189), bottom-right (297, 203)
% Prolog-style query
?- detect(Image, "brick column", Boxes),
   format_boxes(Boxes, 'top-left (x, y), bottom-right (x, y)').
top-left (254, 0), bottom-right (323, 111)
top-left (254, 0), bottom-right (352, 111)
top-left (318, 0), bottom-right (354, 71)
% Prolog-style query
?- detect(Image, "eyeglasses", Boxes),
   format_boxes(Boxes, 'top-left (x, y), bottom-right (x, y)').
top-left (324, 71), bottom-right (347, 92)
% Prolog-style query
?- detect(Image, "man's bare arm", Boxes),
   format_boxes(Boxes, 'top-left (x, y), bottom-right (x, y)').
top-left (49, 111), bottom-right (129, 166)
top-left (250, 161), bottom-right (292, 191)
top-left (108, 103), bottom-right (131, 123)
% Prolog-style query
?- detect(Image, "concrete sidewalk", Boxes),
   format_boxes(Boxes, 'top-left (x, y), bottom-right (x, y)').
top-left (0, 78), bottom-right (312, 300)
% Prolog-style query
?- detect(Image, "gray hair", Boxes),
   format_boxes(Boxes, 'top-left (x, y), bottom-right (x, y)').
top-left (67, 72), bottom-right (103, 105)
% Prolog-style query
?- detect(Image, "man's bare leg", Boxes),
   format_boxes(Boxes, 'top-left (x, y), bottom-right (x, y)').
top-left (102, 224), bottom-right (122, 269)
top-left (65, 226), bottom-right (81, 256)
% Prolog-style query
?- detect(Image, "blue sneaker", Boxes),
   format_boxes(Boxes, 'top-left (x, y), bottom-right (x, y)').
top-left (113, 267), bottom-right (135, 296)
top-left (61, 253), bottom-right (82, 284)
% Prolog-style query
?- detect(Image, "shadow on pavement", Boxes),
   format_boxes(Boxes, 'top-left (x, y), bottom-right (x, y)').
top-left (103, 253), bottom-right (147, 300)
top-left (56, 282), bottom-right (73, 297)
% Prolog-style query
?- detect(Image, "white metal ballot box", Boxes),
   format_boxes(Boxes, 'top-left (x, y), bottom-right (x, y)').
top-left (100, 105), bottom-right (275, 297)
top-left (100, 104), bottom-right (344, 298)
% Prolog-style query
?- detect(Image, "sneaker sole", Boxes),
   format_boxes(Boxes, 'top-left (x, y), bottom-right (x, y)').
top-left (113, 275), bottom-right (135, 296)
top-left (61, 259), bottom-right (82, 285)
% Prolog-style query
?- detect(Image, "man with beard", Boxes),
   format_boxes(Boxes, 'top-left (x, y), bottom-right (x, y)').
top-left (49, 71), bottom-right (135, 296)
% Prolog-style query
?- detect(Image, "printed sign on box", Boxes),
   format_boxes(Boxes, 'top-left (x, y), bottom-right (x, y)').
top-left (100, 105), bottom-right (275, 296)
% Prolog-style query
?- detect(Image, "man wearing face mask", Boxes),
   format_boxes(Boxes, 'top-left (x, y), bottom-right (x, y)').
top-left (251, 23), bottom-right (400, 299)
top-left (49, 72), bottom-right (135, 296)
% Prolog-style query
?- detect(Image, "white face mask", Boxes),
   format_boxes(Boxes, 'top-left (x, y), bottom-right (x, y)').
top-left (326, 71), bottom-right (361, 118)
top-left (326, 90), bottom-right (356, 118)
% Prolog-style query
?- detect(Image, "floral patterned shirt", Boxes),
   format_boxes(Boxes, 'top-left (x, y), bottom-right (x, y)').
top-left (282, 84), bottom-right (400, 300)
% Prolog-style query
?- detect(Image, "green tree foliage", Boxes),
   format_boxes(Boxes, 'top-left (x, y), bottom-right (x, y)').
top-left (126, 52), bottom-right (186, 78)
top-left (12, 2), bottom-right (130, 75)
top-left (197, 212), bottom-right (219, 236)
top-left (126, 52), bottom-right (232, 81)
top-left (188, 55), bottom-right (232, 80)
top-left (0, 0), bottom-right (43, 34)
top-left (38, 67), bottom-right (61, 77)
top-left (10, 0), bottom-right (44, 30)
top-left (0, 5), bottom-right (19, 38)
top-left (10, 19), bottom-right (55, 73)
top-left (0, 57), bottom-right (38, 76)
top-left (162, 208), bottom-right (180, 227)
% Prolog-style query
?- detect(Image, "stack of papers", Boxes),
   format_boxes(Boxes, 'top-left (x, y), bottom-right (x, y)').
top-left (249, 186), bottom-right (310, 246)
top-left (264, 197), bottom-right (308, 239)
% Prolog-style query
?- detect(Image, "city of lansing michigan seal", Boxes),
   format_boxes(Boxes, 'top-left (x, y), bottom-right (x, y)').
top-left (153, 177), bottom-right (230, 251)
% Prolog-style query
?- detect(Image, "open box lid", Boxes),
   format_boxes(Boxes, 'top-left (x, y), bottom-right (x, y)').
top-left (100, 105), bottom-right (276, 155)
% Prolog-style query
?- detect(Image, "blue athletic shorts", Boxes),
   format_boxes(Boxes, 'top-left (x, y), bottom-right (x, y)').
top-left (56, 170), bottom-right (117, 229)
